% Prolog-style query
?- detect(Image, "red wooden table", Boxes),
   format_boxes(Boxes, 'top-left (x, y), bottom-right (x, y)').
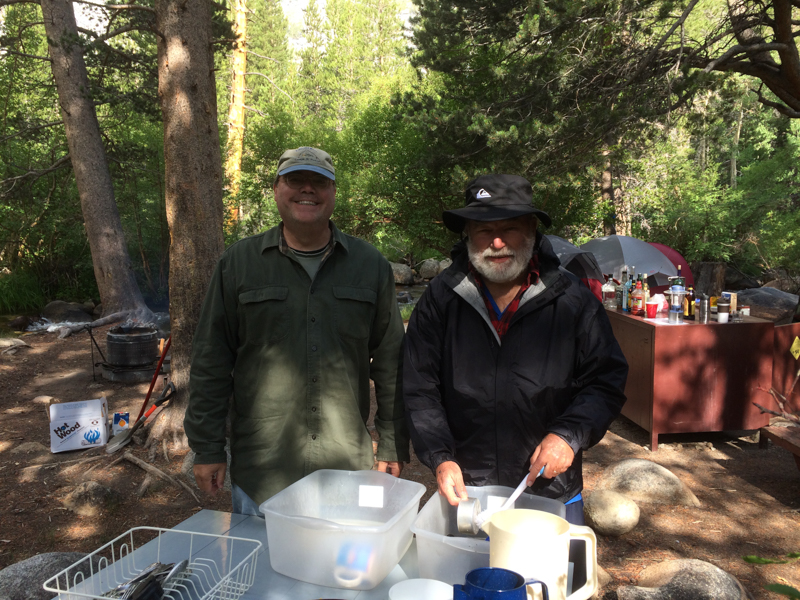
top-left (607, 310), bottom-right (773, 450)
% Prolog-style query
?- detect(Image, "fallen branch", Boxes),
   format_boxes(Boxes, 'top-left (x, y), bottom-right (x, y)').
top-left (57, 307), bottom-right (157, 339)
top-left (137, 474), bottom-right (153, 498)
top-left (107, 455), bottom-right (126, 469)
top-left (753, 402), bottom-right (800, 424)
top-left (123, 452), bottom-right (199, 502)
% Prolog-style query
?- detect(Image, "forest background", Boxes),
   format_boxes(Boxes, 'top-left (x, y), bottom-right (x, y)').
top-left (1, 0), bottom-right (799, 313)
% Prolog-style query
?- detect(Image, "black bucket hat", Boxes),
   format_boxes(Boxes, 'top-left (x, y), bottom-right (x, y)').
top-left (442, 174), bottom-right (551, 233)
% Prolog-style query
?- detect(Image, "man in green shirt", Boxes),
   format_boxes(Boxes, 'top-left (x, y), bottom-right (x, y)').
top-left (185, 147), bottom-right (409, 514)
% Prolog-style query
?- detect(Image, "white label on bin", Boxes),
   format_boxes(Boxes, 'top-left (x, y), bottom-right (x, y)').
top-left (358, 485), bottom-right (384, 508)
top-left (486, 495), bottom-right (506, 510)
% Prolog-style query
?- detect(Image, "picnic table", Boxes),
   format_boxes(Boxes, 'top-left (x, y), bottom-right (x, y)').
top-left (759, 425), bottom-right (800, 471)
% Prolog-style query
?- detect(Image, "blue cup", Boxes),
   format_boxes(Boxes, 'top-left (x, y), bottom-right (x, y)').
top-left (453, 567), bottom-right (549, 600)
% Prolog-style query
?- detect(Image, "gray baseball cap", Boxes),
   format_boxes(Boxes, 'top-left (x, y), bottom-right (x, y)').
top-left (277, 146), bottom-right (335, 180)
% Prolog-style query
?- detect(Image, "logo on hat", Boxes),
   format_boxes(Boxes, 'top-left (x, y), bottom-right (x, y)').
top-left (298, 149), bottom-right (319, 162)
top-left (476, 189), bottom-right (491, 198)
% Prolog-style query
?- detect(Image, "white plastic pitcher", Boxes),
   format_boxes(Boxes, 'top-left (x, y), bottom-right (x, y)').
top-left (486, 509), bottom-right (597, 600)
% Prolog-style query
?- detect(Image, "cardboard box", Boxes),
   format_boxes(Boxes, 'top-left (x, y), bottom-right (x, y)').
top-left (49, 398), bottom-right (108, 453)
top-left (721, 291), bottom-right (738, 312)
top-left (112, 412), bottom-right (130, 435)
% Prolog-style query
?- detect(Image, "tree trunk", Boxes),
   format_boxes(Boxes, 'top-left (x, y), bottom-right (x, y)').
top-left (613, 185), bottom-right (630, 237)
top-left (692, 262), bottom-right (727, 296)
top-left (730, 104), bottom-right (743, 189)
top-left (224, 0), bottom-right (247, 222)
top-left (40, 0), bottom-right (152, 319)
top-left (151, 0), bottom-right (226, 445)
top-left (601, 144), bottom-right (616, 235)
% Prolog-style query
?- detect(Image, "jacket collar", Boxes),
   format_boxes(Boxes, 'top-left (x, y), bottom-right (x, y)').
top-left (260, 221), bottom-right (350, 255)
top-left (442, 231), bottom-right (573, 339)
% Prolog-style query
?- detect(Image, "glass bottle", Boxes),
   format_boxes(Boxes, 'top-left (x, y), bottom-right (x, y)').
top-left (684, 286), bottom-right (695, 319)
top-left (674, 264), bottom-right (686, 289)
top-left (631, 280), bottom-right (645, 316)
top-left (602, 275), bottom-right (617, 310)
top-left (626, 267), bottom-right (635, 312)
top-left (616, 269), bottom-right (627, 309)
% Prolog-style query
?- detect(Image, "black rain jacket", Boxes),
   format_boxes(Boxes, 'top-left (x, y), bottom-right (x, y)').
top-left (403, 233), bottom-right (628, 502)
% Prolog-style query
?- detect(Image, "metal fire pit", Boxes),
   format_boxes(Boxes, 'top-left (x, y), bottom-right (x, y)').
top-left (98, 325), bottom-right (162, 383)
top-left (107, 325), bottom-right (158, 366)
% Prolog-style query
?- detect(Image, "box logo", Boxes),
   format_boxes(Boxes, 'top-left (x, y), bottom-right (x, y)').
top-left (53, 422), bottom-right (81, 440)
top-left (82, 429), bottom-right (102, 445)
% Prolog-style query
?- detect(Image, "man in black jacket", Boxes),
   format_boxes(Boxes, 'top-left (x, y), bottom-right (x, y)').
top-left (404, 174), bottom-right (628, 524)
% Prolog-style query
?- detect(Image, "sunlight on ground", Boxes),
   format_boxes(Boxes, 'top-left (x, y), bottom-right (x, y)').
top-left (56, 348), bottom-right (91, 361)
top-left (61, 521), bottom-right (100, 541)
top-left (0, 440), bottom-right (13, 453)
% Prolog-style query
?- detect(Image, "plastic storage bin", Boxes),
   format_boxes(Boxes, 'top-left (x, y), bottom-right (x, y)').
top-left (259, 469), bottom-right (425, 590)
top-left (410, 485), bottom-right (566, 584)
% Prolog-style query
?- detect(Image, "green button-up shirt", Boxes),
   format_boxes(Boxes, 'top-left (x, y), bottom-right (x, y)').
top-left (185, 222), bottom-right (409, 503)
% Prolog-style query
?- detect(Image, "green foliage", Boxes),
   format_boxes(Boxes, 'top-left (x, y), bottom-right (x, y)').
top-left (763, 584), bottom-right (800, 599)
top-left (3, 0), bottom-right (799, 309)
top-left (399, 304), bottom-right (415, 321)
top-left (0, 271), bottom-right (48, 314)
top-left (744, 553), bottom-right (800, 598)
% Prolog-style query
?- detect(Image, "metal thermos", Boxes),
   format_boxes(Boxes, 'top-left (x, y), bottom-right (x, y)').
top-left (697, 295), bottom-right (709, 324)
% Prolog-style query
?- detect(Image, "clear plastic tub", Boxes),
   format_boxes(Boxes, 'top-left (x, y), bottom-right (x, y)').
top-left (410, 485), bottom-right (566, 584)
top-left (259, 469), bottom-right (425, 590)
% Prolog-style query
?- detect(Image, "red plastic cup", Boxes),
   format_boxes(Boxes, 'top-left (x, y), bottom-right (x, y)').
top-left (645, 301), bottom-right (658, 319)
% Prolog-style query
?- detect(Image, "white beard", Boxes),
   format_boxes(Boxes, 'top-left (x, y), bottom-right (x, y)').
top-left (467, 234), bottom-right (536, 284)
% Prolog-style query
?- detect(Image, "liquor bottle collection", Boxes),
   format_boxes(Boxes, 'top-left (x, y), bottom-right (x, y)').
top-left (603, 263), bottom-right (743, 324)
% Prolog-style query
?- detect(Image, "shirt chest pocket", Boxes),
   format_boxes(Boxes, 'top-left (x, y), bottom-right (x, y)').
top-left (333, 286), bottom-right (377, 340)
top-left (238, 286), bottom-right (290, 345)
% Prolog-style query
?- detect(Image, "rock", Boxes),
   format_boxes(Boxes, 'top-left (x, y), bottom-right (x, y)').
top-left (0, 338), bottom-right (29, 348)
top-left (597, 564), bottom-right (612, 590)
top-left (389, 262), bottom-right (414, 285)
top-left (0, 338), bottom-right (31, 355)
top-left (439, 259), bottom-right (452, 274)
top-left (0, 552), bottom-right (89, 600)
top-left (760, 270), bottom-right (800, 294)
top-left (62, 481), bottom-right (119, 517)
top-left (617, 559), bottom-right (753, 600)
top-left (10, 442), bottom-right (49, 455)
top-left (182, 446), bottom-right (232, 491)
top-left (736, 287), bottom-right (799, 325)
top-left (724, 267), bottom-right (760, 291)
top-left (41, 301), bottom-right (93, 324)
top-left (81, 300), bottom-right (95, 314)
top-left (93, 303), bottom-right (103, 317)
top-left (597, 459), bottom-right (701, 507)
top-left (31, 395), bottom-right (53, 417)
top-left (418, 259), bottom-right (440, 279)
top-left (584, 490), bottom-right (640, 536)
top-left (396, 291), bottom-right (414, 304)
top-left (8, 315), bottom-right (33, 330)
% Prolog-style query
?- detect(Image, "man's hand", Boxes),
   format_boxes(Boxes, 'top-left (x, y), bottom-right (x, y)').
top-left (529, 433), bottom-right (575, 483)
top-left (436, 460), bottom-right (469, 506)
top-left (376, 460), bottom-right (404, 477)
top-left (193, 462), bottom-right (227, 494)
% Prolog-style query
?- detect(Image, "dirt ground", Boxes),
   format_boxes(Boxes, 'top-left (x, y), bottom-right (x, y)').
top-left (1, 324), bottom-right (799, 599)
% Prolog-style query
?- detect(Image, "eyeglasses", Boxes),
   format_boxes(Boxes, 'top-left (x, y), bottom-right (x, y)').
top-left (282, 172), bottom-right (334, 190)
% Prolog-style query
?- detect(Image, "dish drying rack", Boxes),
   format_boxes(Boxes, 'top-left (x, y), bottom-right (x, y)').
top-left (43, 527), bottom-right (262, 600)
